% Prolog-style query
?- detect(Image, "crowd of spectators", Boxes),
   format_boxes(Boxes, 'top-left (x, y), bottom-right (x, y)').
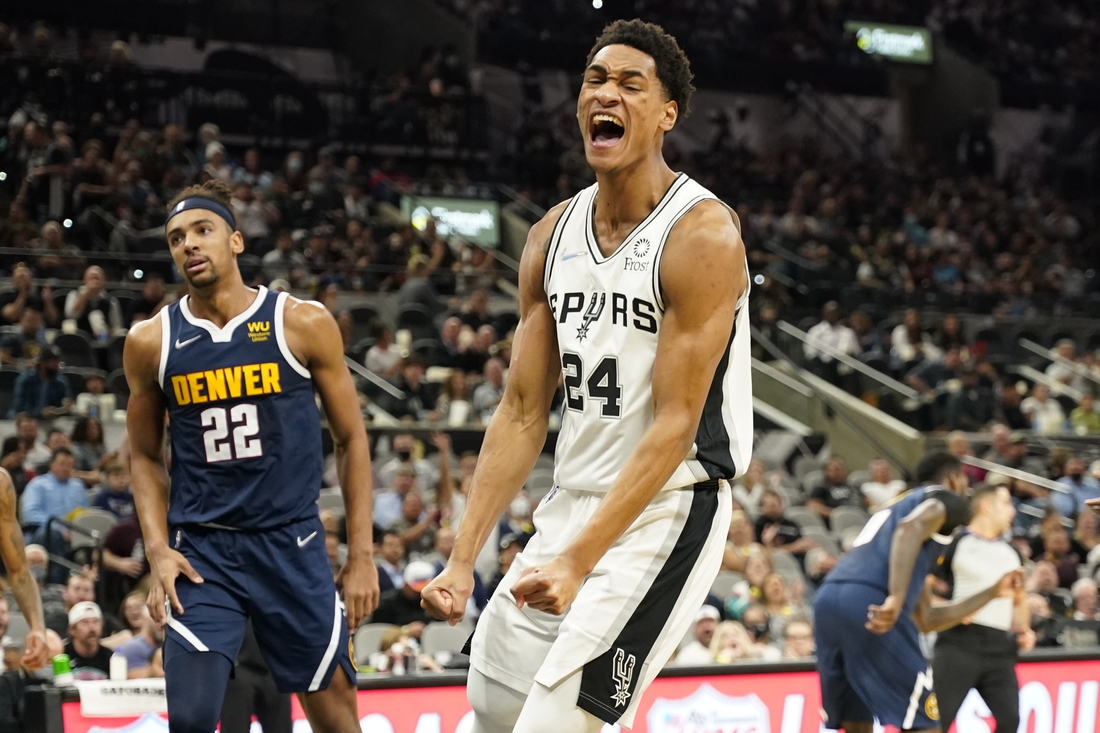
top-left (798, 300), bottom-right (1100, 433)
top-left (446, 0), bottom-right (1100, 95)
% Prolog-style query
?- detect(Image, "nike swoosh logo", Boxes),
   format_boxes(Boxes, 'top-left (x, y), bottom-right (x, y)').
top-left (175, 335), bottom-right (202, 350)
top-left (297, 531), bottom-right (318, 548)
top-left (559, 251), bottom-right (587, 262)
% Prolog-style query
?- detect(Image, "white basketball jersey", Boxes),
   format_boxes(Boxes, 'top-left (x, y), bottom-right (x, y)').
top-left (544, 173), bottom-right (752, 494)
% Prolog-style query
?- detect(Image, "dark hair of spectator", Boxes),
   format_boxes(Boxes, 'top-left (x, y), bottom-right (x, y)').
top-left (914, 451), bottom-right (961, 487)
top-left (382, 529), bottom-right (403, 543)
top-left (586, 19), bottom-right (695, 119)
top-left (167, 179), bottom-right (234, 214)
top-left (104, 463), bottom-right (126, 477)
top-left (50, 446), bottom-right (74, 461)
top-left (71, 417), bottom-right (103, 447)
top-left (404, 353), bottom-right (426, 370)
top-left (369, 320), bottom-right (390, 340)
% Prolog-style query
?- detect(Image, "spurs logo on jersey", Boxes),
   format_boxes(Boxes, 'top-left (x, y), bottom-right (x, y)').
top-left (611, 648), bottom-right (636, 708)
top-left (544, 173), bottom-right (752, 494)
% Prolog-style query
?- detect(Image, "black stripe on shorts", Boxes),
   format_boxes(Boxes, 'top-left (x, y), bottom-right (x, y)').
top-left (577, 480), bottom-right (719, 723)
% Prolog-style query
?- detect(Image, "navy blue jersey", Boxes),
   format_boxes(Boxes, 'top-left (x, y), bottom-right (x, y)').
top-left (159, 287), bottom-right (323, 529)
top-left (824, 486), bottom-right (970, 614)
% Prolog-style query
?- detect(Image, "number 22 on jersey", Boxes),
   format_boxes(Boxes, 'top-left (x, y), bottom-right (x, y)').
top-left (201, 404), bottom-right (263, 462)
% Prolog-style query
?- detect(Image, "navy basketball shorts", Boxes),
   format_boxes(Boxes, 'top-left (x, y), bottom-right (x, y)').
top-left (813, 581), bottom-right (939, 731)
top-left (164, 515), bottom-right (355, 693)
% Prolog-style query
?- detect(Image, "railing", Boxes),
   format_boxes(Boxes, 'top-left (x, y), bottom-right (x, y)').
top-left (959, 455), bottom-right (1073, 496)
top-left (1019, 338), bottom-right (1100, 389)
top-left (43, 516), bottom-right (109, 603)
top-left (777, 320), bottom-right (921, 400)
top-left (1012, 365), bottom-right (1087, 403)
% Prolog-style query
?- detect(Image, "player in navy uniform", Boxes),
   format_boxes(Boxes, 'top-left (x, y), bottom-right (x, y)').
top-left (125, 180), bottom-right (377, 733)
top-left (813, 452), bottom-right (1022, 733)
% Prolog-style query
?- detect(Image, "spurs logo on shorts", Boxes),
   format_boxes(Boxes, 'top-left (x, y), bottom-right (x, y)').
top-left (610, 648), bottom-right (636, 708)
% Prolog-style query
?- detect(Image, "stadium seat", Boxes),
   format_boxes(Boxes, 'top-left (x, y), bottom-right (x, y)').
top-left (397, 305), bottom-right (437, 341)
top-left (5, 612), bottom-right (28, 645)
top-left (770, 550), bottom-right (803, 580)
top-left (525, 469), bottom-right (555, 495)
top-left (108, 368), bottom-right (130, 403)
top-left (421, 621), bottom-right (473, 656)
top-left (800, 526), bottom-right (840, 556)
top-left (353, 623), bottom-right (396, 666)
top-left (800, 469), bottom-right (824, 495)
top-left (0, 367), bottom-right (20, 417)
top-left (51, 289), bottom-right (72, 317)
top-left (846, 470), bottom-right (870, 488)
top-left (830, 506), bottom-right (871, 537)
top-left (72, 509), bottom-right (119, 548)
top-left (317, 492), bottom-right (345, 515)
top-left (534, 454), bottom-right (555, 471)
top-left (107, 335), bottom-right (127, 373)
top-left (710, 571), bottom-right (743, 600)
top-left (785, 507), bottom-right (826, 531)
top-left (55, 333), bottom-right (96, 369)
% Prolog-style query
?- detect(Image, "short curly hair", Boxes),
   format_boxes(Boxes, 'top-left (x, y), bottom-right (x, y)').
top-left (166, 179), bottom-right (234, 214)
top-left (586, 19), bottom-right (695, 119)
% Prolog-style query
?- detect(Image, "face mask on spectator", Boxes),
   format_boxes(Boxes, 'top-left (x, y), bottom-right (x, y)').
top-left (30, 565), bottom-right (46, 583)
top-left (747, 622), bottom-right (769, 639)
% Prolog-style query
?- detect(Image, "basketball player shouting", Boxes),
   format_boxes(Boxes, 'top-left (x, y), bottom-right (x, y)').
top-left (125, 180), bottom-right (377, 733)
top-left (422, 20), bottom-right (751, 733)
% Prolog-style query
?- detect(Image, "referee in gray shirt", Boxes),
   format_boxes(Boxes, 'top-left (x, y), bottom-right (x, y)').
top-left (932, 483), bottom-right (1034, 733)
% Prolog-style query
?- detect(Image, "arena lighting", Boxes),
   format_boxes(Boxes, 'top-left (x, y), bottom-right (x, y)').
top-left (0, 172), bottom-right (6, 181)
top-left (592, 0), bottom-right (603, 8)
top-left (134, 269), bottom-right (144, 279)
top-left (753, 274), bottom-right (765, 285)
top-left (63, 219), bottom-right (73, 228)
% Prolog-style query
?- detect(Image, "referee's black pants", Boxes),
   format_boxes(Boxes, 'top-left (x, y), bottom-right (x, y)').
top-left (932, 625), bottom-right (1019, 733)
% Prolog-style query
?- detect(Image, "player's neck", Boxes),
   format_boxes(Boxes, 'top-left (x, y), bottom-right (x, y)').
top-left (592, 157), bottom-right (678, 255)
top-left (187, 273), bottom-right (256, 328)
top-left (968, 517), bottom-right (1002, 540)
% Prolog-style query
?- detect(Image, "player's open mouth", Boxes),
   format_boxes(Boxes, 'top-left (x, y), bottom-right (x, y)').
top-left (590, 113), bottom-right (625, 149)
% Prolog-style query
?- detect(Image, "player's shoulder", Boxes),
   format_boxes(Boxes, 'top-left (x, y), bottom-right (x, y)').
top-left (529, 197), bottom-right (575, 253)
top-left (281, 294), bottom-right (334, 334)
top-left (123, 310), bottom-right (164, 365)
top-left (666, 198), bottom-right (744, 260)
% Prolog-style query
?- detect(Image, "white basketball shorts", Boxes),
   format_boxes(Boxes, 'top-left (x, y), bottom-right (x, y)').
top-left (469, 478), bottom-right (731, 728)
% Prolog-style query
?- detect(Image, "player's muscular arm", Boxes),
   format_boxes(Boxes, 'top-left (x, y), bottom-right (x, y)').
top-left (866, 499), bottom-right (945, 633)
top-left (421, 202), bottom-right (567, 624)
top-left (512, 202), bottom-right (746, 614)
top-left (124, 317), bottom-right (204, 624)
top-left (284, 299), bottom-right (378, 628)
top-left (0, 469), bottom-right (49, 668)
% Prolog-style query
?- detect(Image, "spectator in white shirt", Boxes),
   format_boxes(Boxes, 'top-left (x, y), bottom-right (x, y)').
top-left (860, 459), bottom-right (907, 511)
top-left (890, 308), bottom-right (943, 368)
top-left (671, 605), bottom-right (721, 666)
top-left (229, 182), bottom-right (278, 242)
top-left (344, 181), bottom-right (370, 221)
top-left (364, 323), bottom-right (403, 377)
top-left (732, 459), bottom-right (768, 518)
top-left (1071, 578), bottom-right (1099, 621)
top-left (804, 302), bottom-right (860, 363)
top-left (1045, 339), bottom-right (1089, 393)
top-left (804, 302), bottom-right (860, 391)
top-left (1021, 383), bottom-right (1066, 434)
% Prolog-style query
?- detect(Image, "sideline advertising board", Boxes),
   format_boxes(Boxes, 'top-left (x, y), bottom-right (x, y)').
top-left (59, 657), bottom-right (1100, 733)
